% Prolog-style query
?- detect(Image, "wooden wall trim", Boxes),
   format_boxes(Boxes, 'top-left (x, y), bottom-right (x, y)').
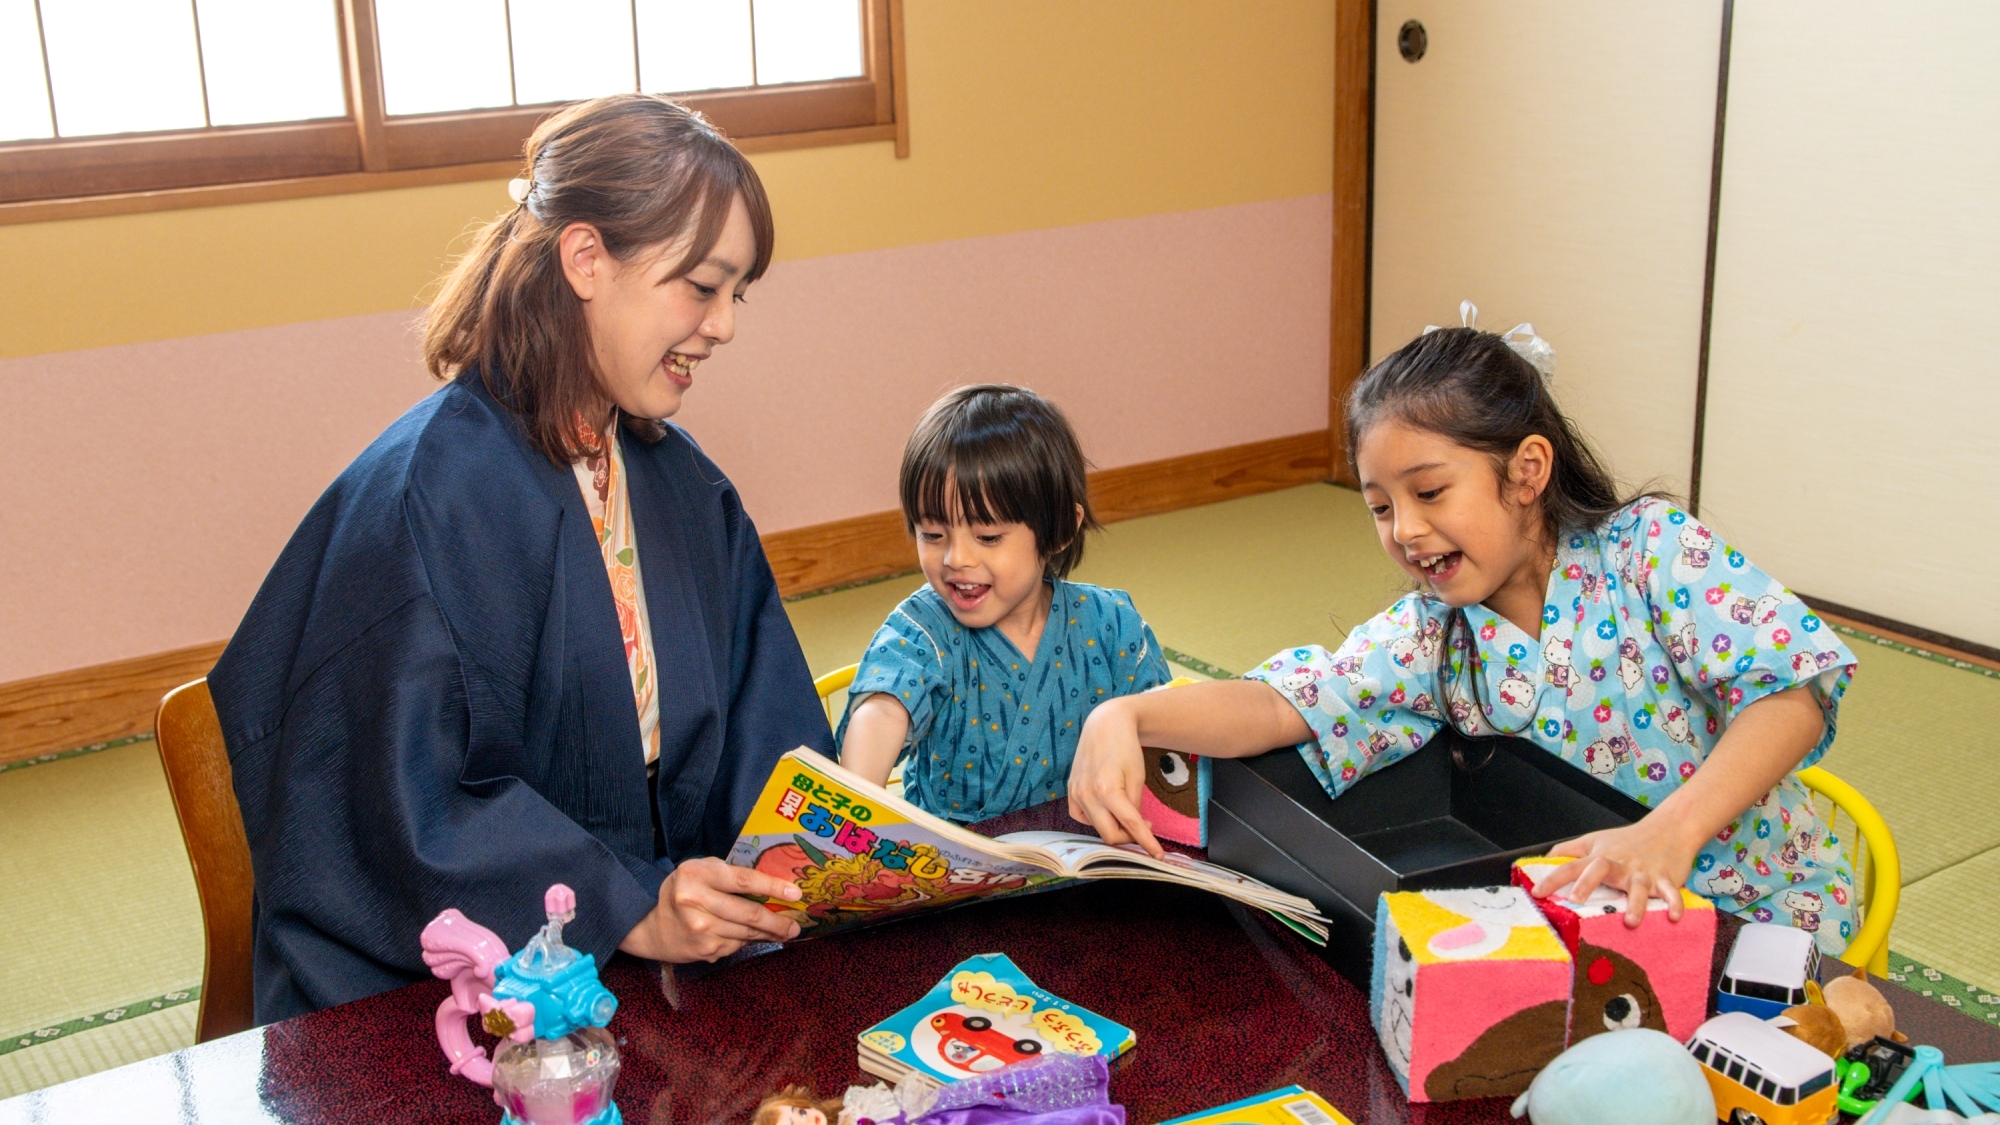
top-left (763, 429), bottom-right (1334, 599)
top-left (0, 641), bottom-right (227, 767)
top-left (1328, 0), bottom-right (1376, 488)
top-left (0, 431), bottom-right (1330, 766)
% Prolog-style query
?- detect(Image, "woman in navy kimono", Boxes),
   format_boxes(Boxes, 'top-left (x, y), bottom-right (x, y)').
top-left (210, 95), bottom-right (831, 1022)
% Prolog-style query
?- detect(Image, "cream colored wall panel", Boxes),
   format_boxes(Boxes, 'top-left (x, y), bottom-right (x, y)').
top-left (1370, 1), bottom-right (1720, 497)
top-left (1701, 1), bottom-right (2000, 649)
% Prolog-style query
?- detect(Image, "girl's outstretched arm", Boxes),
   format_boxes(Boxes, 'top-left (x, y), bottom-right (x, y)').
top-left (1533, 686), bottom-right (1826, 926)
top-left (1068, 679), bottom-right (1311, 858)
top-left (839, 693), bottom-right (911, 787)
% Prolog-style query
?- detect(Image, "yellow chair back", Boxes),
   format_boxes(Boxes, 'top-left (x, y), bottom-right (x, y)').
top-left (1797, 766), bottom-right (1899, 976)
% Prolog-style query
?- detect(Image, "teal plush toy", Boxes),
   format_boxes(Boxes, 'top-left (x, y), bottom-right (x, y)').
top-left (1511, 1029), bottom-right (1716, 1125)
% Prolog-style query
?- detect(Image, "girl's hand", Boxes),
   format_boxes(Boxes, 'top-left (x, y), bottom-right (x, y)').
top-left (1531, 812), bottom-right (1702, 928)
top-left (1067, 696), bottom-right (1165, 858)
top-left (619, 857), bottom-right (803, 962)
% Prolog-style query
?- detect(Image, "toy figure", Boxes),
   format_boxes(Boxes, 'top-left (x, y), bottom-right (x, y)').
top-left (1854, 1044), bottom-right (2000, 1125)
top-left (1509, 1028), bottom-right (1714, 1125)
top-left (753, 1088), bottom-right (846, 1125)
top-left (421, 884), bottom-right (622, 1125)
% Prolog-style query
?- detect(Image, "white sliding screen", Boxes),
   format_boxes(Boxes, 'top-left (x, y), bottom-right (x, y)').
top-left (1700, 1), bottom-right (2000, 649)
top-left (1369, 1), bottom-right (1722, 497)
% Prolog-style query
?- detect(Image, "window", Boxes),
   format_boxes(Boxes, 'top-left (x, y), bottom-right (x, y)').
top-left (1, 0), bottom-right (902, 212)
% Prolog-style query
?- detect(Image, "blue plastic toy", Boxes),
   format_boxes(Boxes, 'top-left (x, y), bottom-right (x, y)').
top-left (1856, 1045), bottom-right (2000, 1125)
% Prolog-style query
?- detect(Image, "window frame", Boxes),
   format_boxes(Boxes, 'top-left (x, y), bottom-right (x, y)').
top-left (0, 0), bottom-right (905, 222)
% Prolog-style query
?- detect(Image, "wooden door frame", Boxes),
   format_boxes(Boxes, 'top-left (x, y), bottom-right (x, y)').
top-left (1329, 0), bottom-right (1375, 488)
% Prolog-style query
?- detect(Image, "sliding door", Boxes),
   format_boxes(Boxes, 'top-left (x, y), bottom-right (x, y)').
top-left (1369, 1), bottom-right (1723, 496)
top-left (1700, 1), bottom-right (2000, 648)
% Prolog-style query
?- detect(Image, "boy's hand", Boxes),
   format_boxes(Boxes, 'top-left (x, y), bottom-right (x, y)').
top-left (1067, 697), bottom-right (1165, 858)
top-left (1532, 812), bottom-right (1702, 927)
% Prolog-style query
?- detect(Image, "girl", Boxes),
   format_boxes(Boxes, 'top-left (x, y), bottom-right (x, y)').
top-left (210, 95), bottom-right (825, 1020)
top-left (838, 385), bottom-right (1171, 822)
top-left (1066, 321), bottom-right (1860, 950)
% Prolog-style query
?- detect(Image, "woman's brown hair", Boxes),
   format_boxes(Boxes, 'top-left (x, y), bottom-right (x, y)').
top-left (423, 93), bottom-right (775, 463)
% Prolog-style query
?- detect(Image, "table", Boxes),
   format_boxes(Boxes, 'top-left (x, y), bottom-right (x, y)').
top-left (6, 859), bottom-right (1997, 1123)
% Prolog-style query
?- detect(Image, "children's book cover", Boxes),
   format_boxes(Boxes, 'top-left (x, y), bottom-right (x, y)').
top-left (1157, 1086), bottom-right (1355, 1125)
top-left (727, 753), bottom-right (1061, 937)
top-left (857, 953), bottom-right (1134, 1086)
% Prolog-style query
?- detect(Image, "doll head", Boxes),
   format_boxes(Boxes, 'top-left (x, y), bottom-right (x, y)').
top-left (751, 1086), bottom-right (844, 1125)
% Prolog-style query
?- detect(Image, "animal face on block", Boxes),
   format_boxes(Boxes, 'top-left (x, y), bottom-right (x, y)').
top-left (1371, 886), bottom-right (1573, 1102)
top-left (1512, 857), bottom-right (1717, 1044)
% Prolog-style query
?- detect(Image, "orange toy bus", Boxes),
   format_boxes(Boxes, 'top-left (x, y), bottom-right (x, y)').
top-left (1686, 1012), bottom-right (1838, 1125)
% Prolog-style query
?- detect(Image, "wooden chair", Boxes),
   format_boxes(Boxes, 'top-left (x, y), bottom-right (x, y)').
top-left (154, 678), bottom-right (256, 1042)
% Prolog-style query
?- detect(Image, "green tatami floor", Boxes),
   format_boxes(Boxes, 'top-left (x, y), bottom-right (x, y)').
top-left (5, 483), bottom-right (1998, 1095)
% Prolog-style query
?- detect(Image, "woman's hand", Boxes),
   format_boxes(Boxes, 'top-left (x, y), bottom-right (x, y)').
top-left (1531, 809), bottom-right (1703, 927)
top-left (1068, 696), bottom-right (1162, 857)
top-left (619, 857), bottom-right (803, 962)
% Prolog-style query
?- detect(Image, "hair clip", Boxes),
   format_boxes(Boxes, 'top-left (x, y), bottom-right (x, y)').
top-left (507, 178), bottom-right (532, 205)
top-left (1421, 300), bottom-right (1556, 377)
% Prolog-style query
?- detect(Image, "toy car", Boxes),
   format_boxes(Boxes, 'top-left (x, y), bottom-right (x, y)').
top-left (929, 1011), bottom-right (1044, 1073)
top-left (1687, 1012), bottom-right (1837, 1125)
top-left (1716, 922), bottom-right (1821, 1020)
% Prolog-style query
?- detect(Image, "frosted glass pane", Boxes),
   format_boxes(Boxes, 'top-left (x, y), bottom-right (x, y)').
top-left (196, 0), bottom-right (346, 126)
top-left (510, 0), bottom-right (636, 106)
top-left (40, 0), bottom-right (206, 136)
top-left (377, 0), bottom-right (512, 116)
top-left (752, 0), bottom-right (862, 86)
top-left (635, 0), bottom-right (753, 94)
top-left (0, 0), bottom-right (53, 141)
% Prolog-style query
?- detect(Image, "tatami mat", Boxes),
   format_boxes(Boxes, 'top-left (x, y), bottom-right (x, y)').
top-left (4, 482), bottom-right (1996, 1094)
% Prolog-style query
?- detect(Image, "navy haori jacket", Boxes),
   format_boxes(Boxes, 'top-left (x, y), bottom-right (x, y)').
top-left (209, 373), bottom-right (832, 1022)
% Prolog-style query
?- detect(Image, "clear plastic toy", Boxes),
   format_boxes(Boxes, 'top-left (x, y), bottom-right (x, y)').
top-left (421, 884), bottom-right (623, 1125)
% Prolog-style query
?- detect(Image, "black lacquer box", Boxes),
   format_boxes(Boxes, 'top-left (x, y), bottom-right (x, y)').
top-left (1208, 730), bottom-right (1649, 986)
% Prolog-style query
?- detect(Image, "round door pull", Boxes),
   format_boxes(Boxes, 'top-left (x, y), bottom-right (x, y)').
top-left (1399, 19), bottom-right (1428, 63)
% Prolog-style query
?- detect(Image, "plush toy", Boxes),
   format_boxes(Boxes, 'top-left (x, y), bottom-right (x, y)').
top-left (1511, 857), bottom-right (1716, 1044)
top-left (1778, 1003), bottom-right (1849, 1058)
top-left (1372, 886), bottom-right (1574, 1102)
top-left (1826, 972), bottom-right (1908, 1051)
top-left (1509, 1028), bottom-right (1717, 1125)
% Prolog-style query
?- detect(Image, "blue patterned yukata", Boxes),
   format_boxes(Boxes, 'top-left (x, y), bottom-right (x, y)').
top-left (1246, 498), bottom-right (1861, 952)
top-left (837, 579), bottom-right (1171, 823)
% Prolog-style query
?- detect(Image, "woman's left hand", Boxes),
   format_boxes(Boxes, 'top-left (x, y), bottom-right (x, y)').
top-left (1531, 811), bottom-right (1702, 927)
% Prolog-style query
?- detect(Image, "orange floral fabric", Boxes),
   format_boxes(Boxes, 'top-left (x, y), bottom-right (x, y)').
top-left (572, 416), bottom-right (661, 764)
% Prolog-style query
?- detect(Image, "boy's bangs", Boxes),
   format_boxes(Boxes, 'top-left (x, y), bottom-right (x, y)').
top-left (906, 443), bottom-right (1034, 529)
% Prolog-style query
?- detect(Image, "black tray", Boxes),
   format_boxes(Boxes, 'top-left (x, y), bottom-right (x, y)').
top-left (1210, 729), bottom-right (1648, 986)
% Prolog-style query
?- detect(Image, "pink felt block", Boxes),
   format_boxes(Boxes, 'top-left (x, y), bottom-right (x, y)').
top-left (1138, 785), bottom-right (1202, 847)
top-left (1511, 858), bottom-right (1717, 1044)
top-left (1374, 887), bottom-right (1574, 1104)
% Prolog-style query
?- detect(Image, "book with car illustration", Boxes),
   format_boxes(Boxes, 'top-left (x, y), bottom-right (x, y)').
top-left (725, 748), bottom-right (1330, 943)
top-left (856, 952), bottom-right (1135, 1088)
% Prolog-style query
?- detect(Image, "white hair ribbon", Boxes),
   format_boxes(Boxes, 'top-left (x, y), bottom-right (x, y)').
top-left (1421, 300), bottom-right (1557, 378)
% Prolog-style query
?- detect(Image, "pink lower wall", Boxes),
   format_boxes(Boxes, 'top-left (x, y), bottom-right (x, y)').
top-left (0, 194), bottom-right (1330, 683)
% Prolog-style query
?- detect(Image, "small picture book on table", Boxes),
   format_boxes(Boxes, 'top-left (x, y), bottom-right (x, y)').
top-left (1158, 1086), bottom-right (1355, 1125)
top-left (857, 953), bottom-right (1134, 1089)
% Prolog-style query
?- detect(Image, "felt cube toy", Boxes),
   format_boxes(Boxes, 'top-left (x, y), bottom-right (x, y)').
top-left (1139, 747), bottom-right (1208, 846)
top-left (1371, 886), bottom-right (1574, 1103)
top-left (1511, 857), bottom-right (1717, 1045)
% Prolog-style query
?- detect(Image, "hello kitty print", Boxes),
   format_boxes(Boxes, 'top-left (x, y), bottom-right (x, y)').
top-left (1247, 498), bottom-right (1859, 953)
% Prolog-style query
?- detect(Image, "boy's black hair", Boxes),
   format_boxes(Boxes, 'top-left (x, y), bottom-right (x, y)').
top-left (900, 384), bottom-right (1098, 580)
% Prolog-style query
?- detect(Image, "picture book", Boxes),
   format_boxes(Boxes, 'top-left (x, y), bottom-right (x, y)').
top-left (856, 953), bottom-right (1134, 1088)
top-left (1157, 1086), bottom-right (1355, 1125)
top-left (725, 749), bottom-right (1330, 943)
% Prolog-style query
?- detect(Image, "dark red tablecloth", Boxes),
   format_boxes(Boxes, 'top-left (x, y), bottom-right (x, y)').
top-left (6, 837), bottom-right (1997, 1124)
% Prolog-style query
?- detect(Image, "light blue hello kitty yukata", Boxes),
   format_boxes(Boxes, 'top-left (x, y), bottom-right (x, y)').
top-left (1246, 497), bottom-right (1861, 952)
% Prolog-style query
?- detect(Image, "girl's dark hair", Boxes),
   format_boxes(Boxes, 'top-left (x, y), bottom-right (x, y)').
top-left (900, 385), bottom-right (1099, 580)
top-left (423, 93), bottom-right (775, 464)
top-left (1344, 326), bottom-right (1669, 739)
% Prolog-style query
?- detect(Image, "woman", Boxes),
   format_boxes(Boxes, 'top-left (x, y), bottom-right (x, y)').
top-left (210, 95), bottom-right (830, 1022)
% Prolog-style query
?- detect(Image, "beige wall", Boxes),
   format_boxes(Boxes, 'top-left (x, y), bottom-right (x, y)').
top-left (1368, 0), bottom-right (1721, 497)
top-left (0, 1), bottom-right (1342, 683)
top-left (1700, 0), bottom-right (2000, 649)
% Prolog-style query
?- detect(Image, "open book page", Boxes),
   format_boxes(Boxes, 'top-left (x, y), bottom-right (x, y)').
top-left (726, 749), bottom-right (1329, 943)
